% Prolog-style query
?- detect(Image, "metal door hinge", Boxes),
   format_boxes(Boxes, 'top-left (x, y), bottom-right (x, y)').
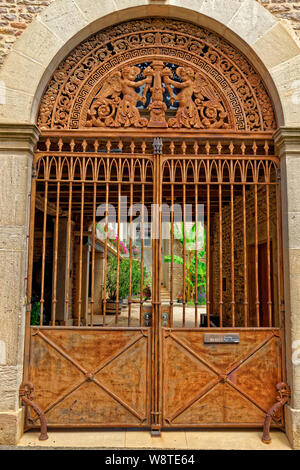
top-left (277, 169), bottom-right (281, 181)
top-left (32, 164), bottom-right (37, 179)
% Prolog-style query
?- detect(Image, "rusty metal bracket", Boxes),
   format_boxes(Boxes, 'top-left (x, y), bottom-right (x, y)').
top-left (19, 382), bottom-right (48, 441)
top-left (262, 382), bottom-right (290, 444)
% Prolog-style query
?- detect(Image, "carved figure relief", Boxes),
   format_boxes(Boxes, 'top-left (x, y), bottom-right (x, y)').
top-left (38, 18), bottom-right (276, 132)
top-left (86, 66), bottom-right (151, 128)
top-left (167, 67), bottom-right (229, 129)
top-left (85, 61), bottom-right (230, 129)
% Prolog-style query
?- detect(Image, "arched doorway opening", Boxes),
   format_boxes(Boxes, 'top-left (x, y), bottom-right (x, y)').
top-left (23, 17), bottom-right (285, 436)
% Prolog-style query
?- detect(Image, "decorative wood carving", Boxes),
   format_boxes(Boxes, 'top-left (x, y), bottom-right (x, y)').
top-left (86, 65), bottom-right (151, 128)
top-left (38, 18), bottom-right (276, 132)
top-left (166, 66), bottom-right (229, 129)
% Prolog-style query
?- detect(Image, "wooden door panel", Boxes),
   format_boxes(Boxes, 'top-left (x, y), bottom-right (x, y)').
top-left (233, 336), bottom-right (282, 412)
top-left (162, 328), bottom-right (283, 427)
top-left (163, 338), bottom-right (217, 420)
top-left (45, 382), bottom-right (142, 426)
top-left (171, 330), bottom-right (274, 373)
top-left (26, 327), bottom-right (151, 428)
top-left (172, 383), bottom-right (267, 425)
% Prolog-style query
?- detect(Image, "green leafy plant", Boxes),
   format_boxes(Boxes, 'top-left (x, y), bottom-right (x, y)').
top-left (106, 255), bottom-right (151, 301)
top-left (164, 223), bottom-right (206, 303)
top-left (30, 296), bottom-right (44, 325)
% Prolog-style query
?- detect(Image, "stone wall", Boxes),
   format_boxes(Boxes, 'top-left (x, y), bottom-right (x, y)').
top-left (0, 1), bottom-right (54, 65)
top-left (0, 0), bottom-right (300, 66)
top-left (258, 1), bottom-right (300, 37)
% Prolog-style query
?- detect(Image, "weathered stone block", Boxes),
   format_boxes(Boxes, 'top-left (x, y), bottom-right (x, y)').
top-left (200, 0), bottom-right (245, 27)
top-left (38, 0), bottom-right (87, 43)
top-left (283, 155), bottom-right (300, 212)
top-left (285, 212), bottom-right (300, 249)
top-left (227, 0), bottom-right (276, 45)
top-left (0, 408), bottom-right (23, 445)
top-left (0, 154), bottom-right (31, 227)
top-left (0, 227), bottom-right (26, 251)
top-left (271, 54), bottom-right (300, 126)
top-left (13, 17), bottom-right (63, 66)
top-left (0, 250), bottom-right (26, 366)
top-left (0, 50), bottom-right (43, 94)
top-left (253, 22), bottom-right (300, 69)
top-left (0, 87), bottom-right (33, 124)
top-left (74, 0), bottom-right (117, 24)
top-left (286, 406), bottom-right (300, 449)
top-left (0, 366), bottom-right (23, 411)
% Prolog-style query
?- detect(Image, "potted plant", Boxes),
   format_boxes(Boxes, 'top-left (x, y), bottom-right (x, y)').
top-left (177, 293), bottom-right (183, 303)
top-left (105, 255), bottom-right (150, 314)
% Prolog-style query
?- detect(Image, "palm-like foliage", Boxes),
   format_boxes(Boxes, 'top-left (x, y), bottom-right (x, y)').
top-left (164, 223), bottom-right (206, 303)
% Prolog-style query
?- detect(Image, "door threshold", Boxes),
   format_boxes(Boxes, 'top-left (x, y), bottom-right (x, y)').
top-left (16, 429), bottom-right (291, 450)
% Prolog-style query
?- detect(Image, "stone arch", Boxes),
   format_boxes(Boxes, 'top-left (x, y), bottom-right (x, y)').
top-left (37, 17), bottom-right (276, 133)
top-left (0, 0), bottom-right (300, 127)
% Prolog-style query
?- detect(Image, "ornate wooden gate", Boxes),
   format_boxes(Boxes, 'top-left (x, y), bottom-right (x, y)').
top-left (22, 18), bottom-right (286, 436)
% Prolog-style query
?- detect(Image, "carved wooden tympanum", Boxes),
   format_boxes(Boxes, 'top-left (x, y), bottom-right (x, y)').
top-left (84, 62), bottom-right (230, 129)
top-left (38, 18), bottom-right (276, 132)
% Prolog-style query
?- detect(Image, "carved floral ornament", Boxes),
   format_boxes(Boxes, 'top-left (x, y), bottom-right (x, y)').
top-left (38, 18), bottom-right (276, 132)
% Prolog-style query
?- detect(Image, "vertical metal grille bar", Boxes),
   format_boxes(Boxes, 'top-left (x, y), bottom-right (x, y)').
top-left (195, 172), bottom-right (198, 328)
top-left (128, 159), bottom-right (133, 327)
top-left (90, 181), bottom-right (96, 327)
top-left (52, 181), bottom-right (60, 326)
top-left (103, 176), bottom-right (109, 326)
top-left (170, 166), bottom-right (174, 328)
top-left (219, 164), bottom-right (223, 328)
top-left (242, 159), bottom-right (248, 327)
top-left (116, 178), bottom-right (121, 325)
top-left (140, 161), bottom-right (145, 327)
top-left (77, 180), bottom-right (85, 327)
top-left (182, 167), bottom-right (186, 328)
top-left (266, 170), bottom-right (272, 327)
top-left (40, 179), bottom-right (48, 326)
top-left (254, 164), bottom-right (260, 327)
top-left (65, 178), bottom-right (73, 326)
top-left (230, 175), bottom-right (235, 328)
top-left (207, 178), bottom-right (211, 328)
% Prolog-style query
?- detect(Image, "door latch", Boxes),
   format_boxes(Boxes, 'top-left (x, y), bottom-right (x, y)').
top-left (162, 312), bottom-right (169, 327)
top-left (144, 312), bottom-right (152, 327)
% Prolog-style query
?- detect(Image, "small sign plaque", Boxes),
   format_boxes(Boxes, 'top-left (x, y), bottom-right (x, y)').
top-left (204, 333), bottom-right (240, 344)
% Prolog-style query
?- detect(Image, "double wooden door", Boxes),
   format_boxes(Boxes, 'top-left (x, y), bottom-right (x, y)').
top-left (24, 136), bottom-right (285, 434)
